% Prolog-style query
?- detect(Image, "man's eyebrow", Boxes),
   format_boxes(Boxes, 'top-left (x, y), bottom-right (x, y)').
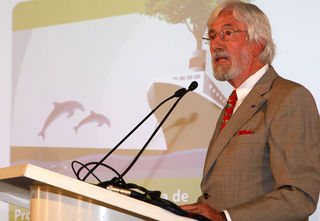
top-left (209, 24), bottom-right (235, 33)
top-left (221, 24), bottom-right (234, 29)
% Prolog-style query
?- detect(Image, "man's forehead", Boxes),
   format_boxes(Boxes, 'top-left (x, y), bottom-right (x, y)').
top-left (208, 24), bottom-right (234, 33)
top-left (210, 12), bottom-right (246, 30)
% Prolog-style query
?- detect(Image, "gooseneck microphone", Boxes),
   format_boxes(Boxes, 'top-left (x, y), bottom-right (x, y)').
top-left (72, 81), bottom-right (197, 183)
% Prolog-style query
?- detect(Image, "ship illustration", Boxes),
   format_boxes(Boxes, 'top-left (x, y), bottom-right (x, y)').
top-left (146, 71), bottom-right (226, 153)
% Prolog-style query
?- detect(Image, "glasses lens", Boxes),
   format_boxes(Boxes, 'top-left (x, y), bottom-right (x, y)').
top-left (222, 29), bottom-right (234, 40)
top-left (209, 33), bottom-right (216, 41)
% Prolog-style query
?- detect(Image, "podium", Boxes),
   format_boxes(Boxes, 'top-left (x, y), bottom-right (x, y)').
top-left (0, 164), bottom-right (196, 221)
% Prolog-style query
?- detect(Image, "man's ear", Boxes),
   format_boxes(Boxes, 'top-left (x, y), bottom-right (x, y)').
top-left (250, 40), bottom-right (265, 57)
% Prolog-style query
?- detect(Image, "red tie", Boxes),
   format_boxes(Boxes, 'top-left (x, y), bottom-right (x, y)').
top-left (220, 90), bottom-right (238, 131)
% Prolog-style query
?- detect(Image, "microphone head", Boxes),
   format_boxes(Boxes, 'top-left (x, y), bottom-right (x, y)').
top-left (188, 81), bottom-right (198, 91)
top-left (174, 88), bottom-right (187, 97)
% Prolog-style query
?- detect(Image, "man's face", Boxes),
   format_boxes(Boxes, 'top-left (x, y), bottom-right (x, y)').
top-left (209, 10), bottom-right (251, 81)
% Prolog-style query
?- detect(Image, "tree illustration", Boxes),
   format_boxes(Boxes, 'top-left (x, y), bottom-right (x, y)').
top-left (144, 0), bottom-right (218, 71)
top-left (143, 0), bottom-right (251, 71)
top-left (145, 0), bottom-right (219, 50)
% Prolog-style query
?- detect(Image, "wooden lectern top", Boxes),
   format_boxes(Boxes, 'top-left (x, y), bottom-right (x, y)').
top-left (0, 164), bottom-right (196, 221)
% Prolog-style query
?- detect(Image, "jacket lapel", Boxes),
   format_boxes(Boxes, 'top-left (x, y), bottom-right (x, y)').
top-left (203, 66), bottom-right (278, 176)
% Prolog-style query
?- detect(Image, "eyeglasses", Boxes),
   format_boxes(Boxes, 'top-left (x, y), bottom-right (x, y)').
top-left (202, 28), bottom-right (247, 42)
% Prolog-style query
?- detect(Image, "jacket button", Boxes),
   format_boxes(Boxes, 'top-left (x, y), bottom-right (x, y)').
top-left (203, 193), bottom-right (209, 199)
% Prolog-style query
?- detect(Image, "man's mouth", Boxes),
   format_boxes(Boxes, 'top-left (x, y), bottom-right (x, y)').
top-left (214, 56), bottom-right (229, 63)
top-left (213, 50), bottom-right (230, 63)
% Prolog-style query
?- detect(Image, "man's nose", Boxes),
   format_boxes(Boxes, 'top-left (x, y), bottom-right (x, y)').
top-left (210, 37), bottom-right (226, 50)
top-left (210, 43), bottom-right (225, 55)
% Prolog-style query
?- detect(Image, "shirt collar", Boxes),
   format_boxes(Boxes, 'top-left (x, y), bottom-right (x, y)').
top-left (233, 65), bottom-right (269, 112)
top-left (236, 65), bottom-right (268, 97)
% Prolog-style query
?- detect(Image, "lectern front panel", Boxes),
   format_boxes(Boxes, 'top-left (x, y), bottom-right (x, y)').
top-left (30, 184), bottom-right (144, 221)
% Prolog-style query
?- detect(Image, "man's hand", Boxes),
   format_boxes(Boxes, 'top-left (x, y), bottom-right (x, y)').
top-left (180, 202), bottom-right (227, 221)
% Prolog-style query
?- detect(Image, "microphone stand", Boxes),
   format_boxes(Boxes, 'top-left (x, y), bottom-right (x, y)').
top-left (120, 91), bottom-right (187, 178)
top-left (102, 83), bottom-right (197, 188)
top-left (74, 87), bottom-right (187, 182)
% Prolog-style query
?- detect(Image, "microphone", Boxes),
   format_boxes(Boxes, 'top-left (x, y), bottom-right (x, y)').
top-left (72, 81), bottom-right (197, 183)
top-left (173, 81), bottom-right (197, 97)
top-left (188, 81), bottom-right (198, 91)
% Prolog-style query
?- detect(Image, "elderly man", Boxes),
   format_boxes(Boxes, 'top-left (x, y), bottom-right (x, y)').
top-left (181, 1), bottom-right (320, 221)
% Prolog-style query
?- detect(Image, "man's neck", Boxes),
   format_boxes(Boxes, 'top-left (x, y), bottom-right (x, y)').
top-left (229, 62), bottom-right (266, 88)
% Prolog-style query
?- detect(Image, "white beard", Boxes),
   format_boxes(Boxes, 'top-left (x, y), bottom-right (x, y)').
top-left (213, 48), bottom-right (249, 81)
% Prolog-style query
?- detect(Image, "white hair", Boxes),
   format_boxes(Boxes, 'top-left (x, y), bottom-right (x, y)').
top-left (208, 0), bottom-right (276, 64)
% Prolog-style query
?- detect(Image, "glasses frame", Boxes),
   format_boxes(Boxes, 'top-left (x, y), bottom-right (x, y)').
top-left (202, 29), bottom-right (247, 42)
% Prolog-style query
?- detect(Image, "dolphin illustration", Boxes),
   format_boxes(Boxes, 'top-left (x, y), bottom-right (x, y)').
top-left (73, 111), bottom-right (111, 133)
top-left (38, 101), bottom-right (85, 139)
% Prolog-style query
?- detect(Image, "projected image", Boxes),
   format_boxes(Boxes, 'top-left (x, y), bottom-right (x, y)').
top-left (11, 1), bottom-right (227, 150)
top-left (9, 1), bottom-right (228, 208)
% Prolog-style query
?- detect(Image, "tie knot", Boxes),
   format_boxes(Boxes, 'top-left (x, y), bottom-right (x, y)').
top-left (228, 90), bottom-right (238, 105)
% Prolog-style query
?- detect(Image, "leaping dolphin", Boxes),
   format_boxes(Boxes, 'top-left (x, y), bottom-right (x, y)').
top-left (73, 111), bottom-right (111, 133)
top-left (38, 101), bottom-right (85, 139)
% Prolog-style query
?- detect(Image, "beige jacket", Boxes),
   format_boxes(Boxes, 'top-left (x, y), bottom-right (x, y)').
top-left (200, 66), bottom-right (320, 221)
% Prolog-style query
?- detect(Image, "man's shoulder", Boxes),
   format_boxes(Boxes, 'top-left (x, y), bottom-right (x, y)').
top-left (264, 66), bottom-right (309, 94)
top-left (254, 66), bottom-right (304, 94)
top-left (268, 73), bottom-right (317, 110)
top-left (260, 67), bottom-right (316, 105)
top-left (273, 74), bottom-right (303, 90)
top-left (272, 74), bottom-right (311, 96)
